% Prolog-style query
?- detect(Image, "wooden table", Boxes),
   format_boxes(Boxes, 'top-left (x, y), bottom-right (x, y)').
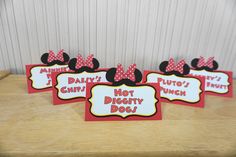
top-left (0, 74), bottom-right (236, 157)
top-left (0, 70), bottom-right (10, 80)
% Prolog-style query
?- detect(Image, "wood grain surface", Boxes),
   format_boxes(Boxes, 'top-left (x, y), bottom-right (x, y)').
top-left (0, 70), bottom-right (10, 80)
top-left (0, 75), bottom-right (235, 157)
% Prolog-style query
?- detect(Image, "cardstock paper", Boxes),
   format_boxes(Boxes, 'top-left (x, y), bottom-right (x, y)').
top-left (85, 83), bottom-right (162, 121)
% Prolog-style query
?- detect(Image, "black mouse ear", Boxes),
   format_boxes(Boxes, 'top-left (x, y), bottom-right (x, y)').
top-left (68, 54), bottom-right (99, 73)
top-left (183, 64), bottom-right (190, 75)
top-left (159, 59), bottom-right (190, 76)
top-left (92, 58), bottom-right (100, 70)
top-left (68, 58), bottom-right (77, 71)
top-left (159, 61), bottom-right (169, 73)
top-left (41, 53), bottom-right (49, 64)
top-left (40, 50), bottom-right (70, 65)
top-left (191, 58), bottom-right (199, 68)
top-left (106, 68), bottom-right (116, 83)
top-left (213, 60), bottom-right (219, 70)
top-left (191, 57), bottom-right (219, 71)
top-left (134, 69), bottom-right (142, 83)
top-left (63, 53), bottom-right (70, 63)
top-left (106, 64), bottom-right (142, 85)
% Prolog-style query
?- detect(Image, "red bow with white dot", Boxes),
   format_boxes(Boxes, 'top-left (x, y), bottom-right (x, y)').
top-left (114, 64), bottom-right (136, 82)
top-left (197, 56), bottom-right (214, 68)
top-left (166, 58), bottom-right (185, 74)
top-left (75, 54), bottom-right (94, 69)
top-left (47, 49), bottom-right (64, 62)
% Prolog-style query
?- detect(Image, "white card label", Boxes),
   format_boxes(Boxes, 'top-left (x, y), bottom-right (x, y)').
top-left (190, 69), bottom-right (229, 94)
top-left (30, 64), bottom-right (69, 89)
top-left (146, 73), bottom-right (202, 103)
top-left (56, 72), bottom-right (107, 99)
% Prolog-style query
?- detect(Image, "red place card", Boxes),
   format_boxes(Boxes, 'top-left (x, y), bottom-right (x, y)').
top-left (25, 49), bottom-right (70, 93)
top-left (85, 83), bottom-right (162, 121)
top-left (190, 57), bottom-right (233, 97)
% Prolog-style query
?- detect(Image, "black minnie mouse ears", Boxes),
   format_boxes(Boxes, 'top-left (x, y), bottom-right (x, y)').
top-left (159, 58), bottom-right (190, 76)
top-left (106, 64), bottom-right (142, 86)
top-left (191, 56), bottom-right (218, 71)
top-left (41, 49), bottom-right (70, 66)
top-left (68, 54), bottom-right (99, 73)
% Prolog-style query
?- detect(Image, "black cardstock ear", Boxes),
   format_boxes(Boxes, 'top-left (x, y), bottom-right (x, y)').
top-left (41, 52), bottom-right (70, 66)
top-left (159, 60), bottom-right (190, 77)
top-left (106, 67), bottom-right (142, 86)
top-left (191, 58), bottom-right (218, 71)
top-left (68, 57), bottom-right (100, 73)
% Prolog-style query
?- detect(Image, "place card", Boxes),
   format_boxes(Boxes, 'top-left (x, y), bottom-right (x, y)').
top-left (85, 64), bottom-right (162, 121)
top-left (26, 49), bottom-right (70, 93)
top-left (52, 54), bottom-right (108, 105)
top-left (190, 57), bottom-right (233, 97)
top-left (143, 58), bottom-right (205, 108)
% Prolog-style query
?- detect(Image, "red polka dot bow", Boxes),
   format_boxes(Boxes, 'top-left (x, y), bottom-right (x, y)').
top-left (166, 58), bottom-right (186, 74)
top-left (197, 56), bottom-right (214, 68)
top-left (47, 49), bottom-right (64, 62)
top-left (75, 54), bottom-right (94, 69)
top-left (114, 64), bottom-right (136, 82)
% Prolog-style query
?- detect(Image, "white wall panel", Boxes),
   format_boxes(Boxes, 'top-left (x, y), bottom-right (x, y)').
top-left (0, 0), bottom-right (235, 76)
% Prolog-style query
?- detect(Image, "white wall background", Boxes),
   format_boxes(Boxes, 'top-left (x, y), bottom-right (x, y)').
top-left (0, 0), bottom-right (236, 76)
